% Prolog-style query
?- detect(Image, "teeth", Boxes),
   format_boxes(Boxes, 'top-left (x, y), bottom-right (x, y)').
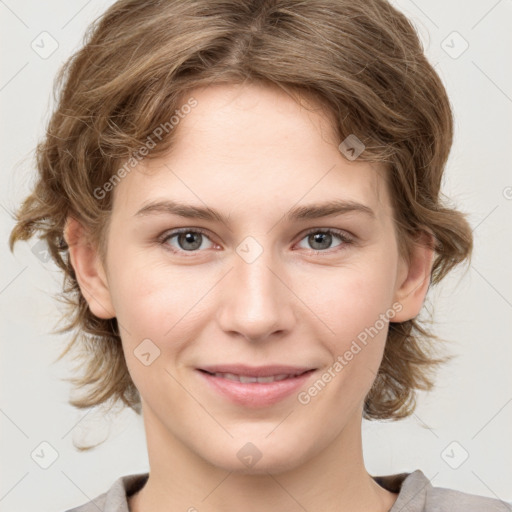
top-left (211, 372), bottom-right (300, 383)
top-left (239, 375), bottom-right (258, 383)
top-left (273, 374), bottom-right (291, 381)
top-left (222, 373), bottom-right (241, 381)
top-left (256, 376), bottom-right (276, 383)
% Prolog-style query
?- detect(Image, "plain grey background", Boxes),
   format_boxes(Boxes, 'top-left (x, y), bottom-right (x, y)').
top-left (1, 0), bottom-right (511, 510)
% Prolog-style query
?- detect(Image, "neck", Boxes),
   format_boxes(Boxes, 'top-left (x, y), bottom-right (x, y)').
top-left (129, 405), bottom-right (398, 512)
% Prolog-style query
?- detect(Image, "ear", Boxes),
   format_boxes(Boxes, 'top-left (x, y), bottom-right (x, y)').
top-left (391, 230), bottom-right (435, 323)
top-left (63, 216), bottom-right (115, 319)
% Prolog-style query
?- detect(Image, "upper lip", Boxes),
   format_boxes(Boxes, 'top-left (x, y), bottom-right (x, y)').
top-left (198, 365), bottom-right (314, 377)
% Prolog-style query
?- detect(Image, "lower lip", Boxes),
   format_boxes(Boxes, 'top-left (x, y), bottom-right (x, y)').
top-left (197, 370), bottom-right (315, 408)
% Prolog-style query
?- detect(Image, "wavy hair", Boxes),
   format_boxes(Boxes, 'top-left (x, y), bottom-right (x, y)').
top-left (8, 0), bottom-right (472, 441)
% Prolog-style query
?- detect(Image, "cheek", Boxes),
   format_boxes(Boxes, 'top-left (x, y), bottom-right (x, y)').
top-left (110, 262), bottom-right (199, 399)
top-left (297, 254), bottom-right (397, 395)
top-left (295, 268), bottom-right (395, 416)
top-left (305, 261), bottom-right (396, 339)
top-left (108, 253), bottom-right (216, 353)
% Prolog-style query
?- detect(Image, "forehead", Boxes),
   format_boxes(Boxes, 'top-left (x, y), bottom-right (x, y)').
top-left (111, 82), bottom-right (391, 221)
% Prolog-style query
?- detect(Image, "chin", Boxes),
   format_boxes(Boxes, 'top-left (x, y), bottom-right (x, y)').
top-left (201, 438), bottom-right (313, 476)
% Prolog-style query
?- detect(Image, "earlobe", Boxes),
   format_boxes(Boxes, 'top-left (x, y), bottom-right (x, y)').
top-left (392, 231), bottom-right (435, 323)
top-left (63, 216), bottom-right (116, 319)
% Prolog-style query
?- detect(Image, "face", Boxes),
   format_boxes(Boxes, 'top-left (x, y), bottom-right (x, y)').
top-left (73, 82), bottom-right (429, 474)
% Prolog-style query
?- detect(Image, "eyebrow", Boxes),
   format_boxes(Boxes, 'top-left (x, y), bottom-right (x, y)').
top-left (134, 199), bottom-right (376, 222)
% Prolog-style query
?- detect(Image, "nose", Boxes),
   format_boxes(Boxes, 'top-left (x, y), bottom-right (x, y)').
top-left (216, 242), bottom-right (296, 343)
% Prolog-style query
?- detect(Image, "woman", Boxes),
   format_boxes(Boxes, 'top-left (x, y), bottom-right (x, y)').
top-left (9, 0), bottom-right (509, 510)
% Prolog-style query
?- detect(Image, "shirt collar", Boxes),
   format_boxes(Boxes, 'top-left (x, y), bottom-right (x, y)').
top-left (85, 470), bottom-right (431, 512)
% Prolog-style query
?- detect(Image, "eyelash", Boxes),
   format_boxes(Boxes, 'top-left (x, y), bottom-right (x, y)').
top-left (157, 227), bottom-right (354, 257)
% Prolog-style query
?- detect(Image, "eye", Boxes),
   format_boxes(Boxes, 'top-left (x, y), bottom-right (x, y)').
top-left (159, 228), bottom-right (216, 254)
top-left (158, 227), bottom-right (354, 256)
top-left (296, 228), bottom-right (353, 253)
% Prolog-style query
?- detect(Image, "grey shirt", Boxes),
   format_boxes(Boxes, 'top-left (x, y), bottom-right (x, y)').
top-left (65, 470), bottom-right (511, 511)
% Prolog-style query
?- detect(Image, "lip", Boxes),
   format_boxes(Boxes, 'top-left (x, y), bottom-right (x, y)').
top-left (199, 364), bottom-right (313, 377)
top-left (196, 364), bottom-right (316, 408)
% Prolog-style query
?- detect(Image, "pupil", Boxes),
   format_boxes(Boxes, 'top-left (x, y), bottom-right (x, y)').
top-left (310, 232), bottom-right (331, 250)
top-left (179, 232), bottom-right (202, 250)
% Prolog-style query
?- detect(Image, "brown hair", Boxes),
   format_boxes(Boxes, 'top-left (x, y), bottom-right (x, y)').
top-left (8, 0), bottom-right (472, 432)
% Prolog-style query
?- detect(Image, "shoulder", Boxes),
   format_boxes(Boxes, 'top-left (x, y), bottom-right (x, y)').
top-left (425, 485), bottom-right (511, 511)
top-left (378, 470), bottom-right (512, 512)
top-left (403, 470), bottom-right (510, 511)
top-left (62, 473), bottom-right (149, 512)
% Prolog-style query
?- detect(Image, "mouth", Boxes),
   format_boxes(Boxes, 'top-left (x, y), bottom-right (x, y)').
top-left (196, 365), bottom-right (316, 407)
top-left (199, 371), bottom-right (308, 383)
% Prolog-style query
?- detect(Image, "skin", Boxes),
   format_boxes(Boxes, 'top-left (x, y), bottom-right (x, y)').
top-left (65, 82), bottom-right (434, 512)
